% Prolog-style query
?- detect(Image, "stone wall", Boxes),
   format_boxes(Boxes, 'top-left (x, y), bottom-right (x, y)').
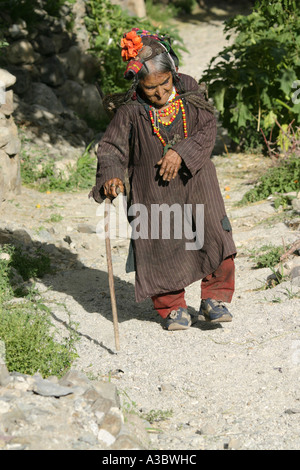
top-left (0, 68), bottom-right (21, 203)
top-left (0, 0), bottom-right (107, 197)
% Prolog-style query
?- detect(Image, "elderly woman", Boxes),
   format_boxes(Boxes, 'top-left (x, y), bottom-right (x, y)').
top-left (90, 29), bottom-right (236, 331)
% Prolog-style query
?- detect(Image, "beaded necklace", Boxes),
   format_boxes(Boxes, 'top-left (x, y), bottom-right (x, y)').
top-left (149, 97), bottom-right (188, 147)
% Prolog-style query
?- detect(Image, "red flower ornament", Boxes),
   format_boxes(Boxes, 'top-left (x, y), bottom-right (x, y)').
top-left (121, 30), bottom-right (143, 62)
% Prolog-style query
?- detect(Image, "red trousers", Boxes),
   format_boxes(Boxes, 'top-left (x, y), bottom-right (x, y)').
top-left (151, 257), bottom-right (235, 319)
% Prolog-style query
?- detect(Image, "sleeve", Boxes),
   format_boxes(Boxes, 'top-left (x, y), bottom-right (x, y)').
top-left (172, 108), bottom-right (217, 177)
top-left (89, 106), bottom-right (132, 203)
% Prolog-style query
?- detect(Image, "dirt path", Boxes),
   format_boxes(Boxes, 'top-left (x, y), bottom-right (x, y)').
top-left (1, 2), bottom-right (300, 450)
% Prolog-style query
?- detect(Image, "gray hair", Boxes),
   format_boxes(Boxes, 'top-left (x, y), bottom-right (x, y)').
top-left (137, 52), bottom-right (177, 81)
top-left (124, 51), bottom-right (184, 102)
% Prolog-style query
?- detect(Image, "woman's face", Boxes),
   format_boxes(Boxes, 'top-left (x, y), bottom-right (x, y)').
top-left (139, 71), bottom-right (173, 108)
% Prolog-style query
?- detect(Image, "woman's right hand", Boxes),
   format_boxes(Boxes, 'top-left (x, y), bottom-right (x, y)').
top-left (103, 178), bottom-right (124, 199)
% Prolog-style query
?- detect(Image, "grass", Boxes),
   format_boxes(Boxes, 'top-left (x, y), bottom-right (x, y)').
top-left (20, 142), bottom-right (96, 193)
top-left (249, 243), bottom-right (287, 269)
top-left (0, 244), bottom-right (78, 377)
top-left (240, 156), bottom-right (300, 206)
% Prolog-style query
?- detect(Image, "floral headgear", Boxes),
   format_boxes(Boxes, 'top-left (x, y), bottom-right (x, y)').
top-left (120, 28), bottom-right (179, 80)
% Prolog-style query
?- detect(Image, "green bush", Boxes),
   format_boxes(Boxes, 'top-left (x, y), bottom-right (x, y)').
top-left (0, 245), bottom-right (78, 377)
top-left (249, 244), bottom-right (286, 269)
top-left (240, 156), bottom-right (300, 204)
top-left (85, 0), bottom-right (186, 94)
top-left (21, 143), bottom-right (96, 193)
top-left (201, 0), bottom-right (300, 150)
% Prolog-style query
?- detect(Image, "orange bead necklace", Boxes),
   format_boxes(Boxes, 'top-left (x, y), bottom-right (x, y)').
top-left (149, 92), bottom-right (188, 147)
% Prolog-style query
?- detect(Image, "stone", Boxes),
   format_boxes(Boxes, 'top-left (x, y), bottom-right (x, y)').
top-left (77, 224), bottom-right (96, 234)
top-left (28, 82), bottom-right (64, 114)
top-left (4, 135), bottom-right (21, 156)
top-left (59, 369), bottom-right (92, 388)
top-left (56, 79), bottom-right (83, 110)
top-left (100, 408), bottom-right (123, 436)
top-left (0, 89), bottom-right (14, 116)
top-left (93, 381), bottom-right (120, 407)
top-left (0, 150), bottom-right (21, 201)
top-left (32, 376), bottom-right (77, 397)
top-left (0, 364), bottom-right (11, 387)
top-left (57, 46), bottom-right (81, 80)
top-left (7, 40), bottom-right (37, 65)
top-left (0, 127), bottom-right (11, 148)
top-left (292, 198), bottom-right (300, 214)
top-left (5, 66), bottom-right (32, 96)
top-left (39, 56), bottom-right (66, 87)
top-left (8, 23), bottom-right (28, 40)
top-left (33, 35), bottom-right (56, 56)
top-left (0, 68), bottom-right (16, 88)
top-left (97, 428), bottom-right (116, 446)
top-left (79, 84), bottom-right (105, 121)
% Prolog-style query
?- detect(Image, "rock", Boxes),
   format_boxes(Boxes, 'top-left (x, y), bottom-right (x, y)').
top-left (28, 82), bottom-right (64, 114)
top-left (0, 150), bottom-right (21, 201)
top-left (0, 89), bottom-right (14, 116)
top-left (39, 56), bottom-right (66, 87)
top-left (0, 68), bottom-right (17, 88)
top-left (6, 40), bottom-right (37, 65)
top-left (77, 224), bottom-right (96, 234)
top-left (0, 368), bottom-right (148, 450)
top-left (0, 127), bottom-right (11, 148)
top-left (32, 376), bottom-right (77, 397)
top-left (0, 364), bottom-right (10, 387)
top-left (226, 438), bottom-right (243, 450)
top-left (79, 84), bottom-right (105, 121)
top-left (199, 423), bottom-right (216, 435)
top-left (5, 66), bottom-right (32, 96)
top-left (292, 198), bottom-right (300, 214)
top-left (33, 35), bottom-right (56, 56)
top-left (8, 22), bottom-right (29, 40)
top-left (57, 45), bottom-right (81, 80)
top-left (56, 79), bottom-right (83, 110)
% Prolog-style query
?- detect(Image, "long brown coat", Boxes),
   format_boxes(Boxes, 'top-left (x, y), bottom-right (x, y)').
top-left (91, 74), bottom-right (236, 302)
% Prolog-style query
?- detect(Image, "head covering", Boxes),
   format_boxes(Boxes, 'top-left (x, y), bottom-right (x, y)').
top-left (120, 28), bottom-right (179, 80)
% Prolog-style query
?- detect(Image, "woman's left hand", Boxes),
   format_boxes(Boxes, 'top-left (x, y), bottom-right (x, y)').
top-left (157, 149), bottom-right (182, 182)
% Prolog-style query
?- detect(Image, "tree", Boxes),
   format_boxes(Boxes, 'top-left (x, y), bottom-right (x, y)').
top-left (201, 0), bottom-right (300, 150)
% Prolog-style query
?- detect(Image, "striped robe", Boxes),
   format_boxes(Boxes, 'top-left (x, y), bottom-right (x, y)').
top-left (91, 74), bottom-right (236, 302)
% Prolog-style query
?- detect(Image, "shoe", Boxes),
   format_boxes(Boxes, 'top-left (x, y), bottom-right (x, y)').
top-left (164, 307), bottom-right (197, 331)
top-left (199, 298), bottom-right (233, 323)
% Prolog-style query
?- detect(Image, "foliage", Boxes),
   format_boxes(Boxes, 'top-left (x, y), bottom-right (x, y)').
top-left (240, 156), bottom-right (300, 204)
top-left (201, 0), bottom-right (300, 150)
top-left (0, 245), bottom-right (78, 377)
top-left (249, 243), bottom-right (286, 269)
top-left (84, 0), bottom-right (186, 94)
top-left (21, 143), bottom-right (96, 193)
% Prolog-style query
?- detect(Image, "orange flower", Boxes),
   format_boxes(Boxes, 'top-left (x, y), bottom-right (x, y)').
top-left (121, 30), bottom-right (143, 62)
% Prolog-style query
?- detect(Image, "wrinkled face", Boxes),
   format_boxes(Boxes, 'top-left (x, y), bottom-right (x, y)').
top-left (139, 71), bottom-right (173, 108)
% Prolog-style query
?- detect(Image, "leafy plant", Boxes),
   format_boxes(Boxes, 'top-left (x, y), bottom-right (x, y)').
top-left (84, 0), bottom-right (186, 94)
top-left (0, 245), bottom-right (78, 377)
top-left (240, 156), bottom-right (300, 204)
top-left (249, 243), bottom-right (286, 269)
top-left (201, 0), bottom-right (300, 150)
top-left (21, 143), bottom-right (96, 192)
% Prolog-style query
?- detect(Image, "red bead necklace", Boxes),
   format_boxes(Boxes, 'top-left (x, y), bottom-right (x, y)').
top-left (149, 96), bottom-right (188, 147)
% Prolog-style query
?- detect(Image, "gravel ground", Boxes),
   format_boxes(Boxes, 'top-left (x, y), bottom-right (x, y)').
top-left (1, 152), bottom-right (299, 451)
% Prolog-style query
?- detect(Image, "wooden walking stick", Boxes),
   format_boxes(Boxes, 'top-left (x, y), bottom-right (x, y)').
top-left (105, 194), bottom-right (120, 351)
